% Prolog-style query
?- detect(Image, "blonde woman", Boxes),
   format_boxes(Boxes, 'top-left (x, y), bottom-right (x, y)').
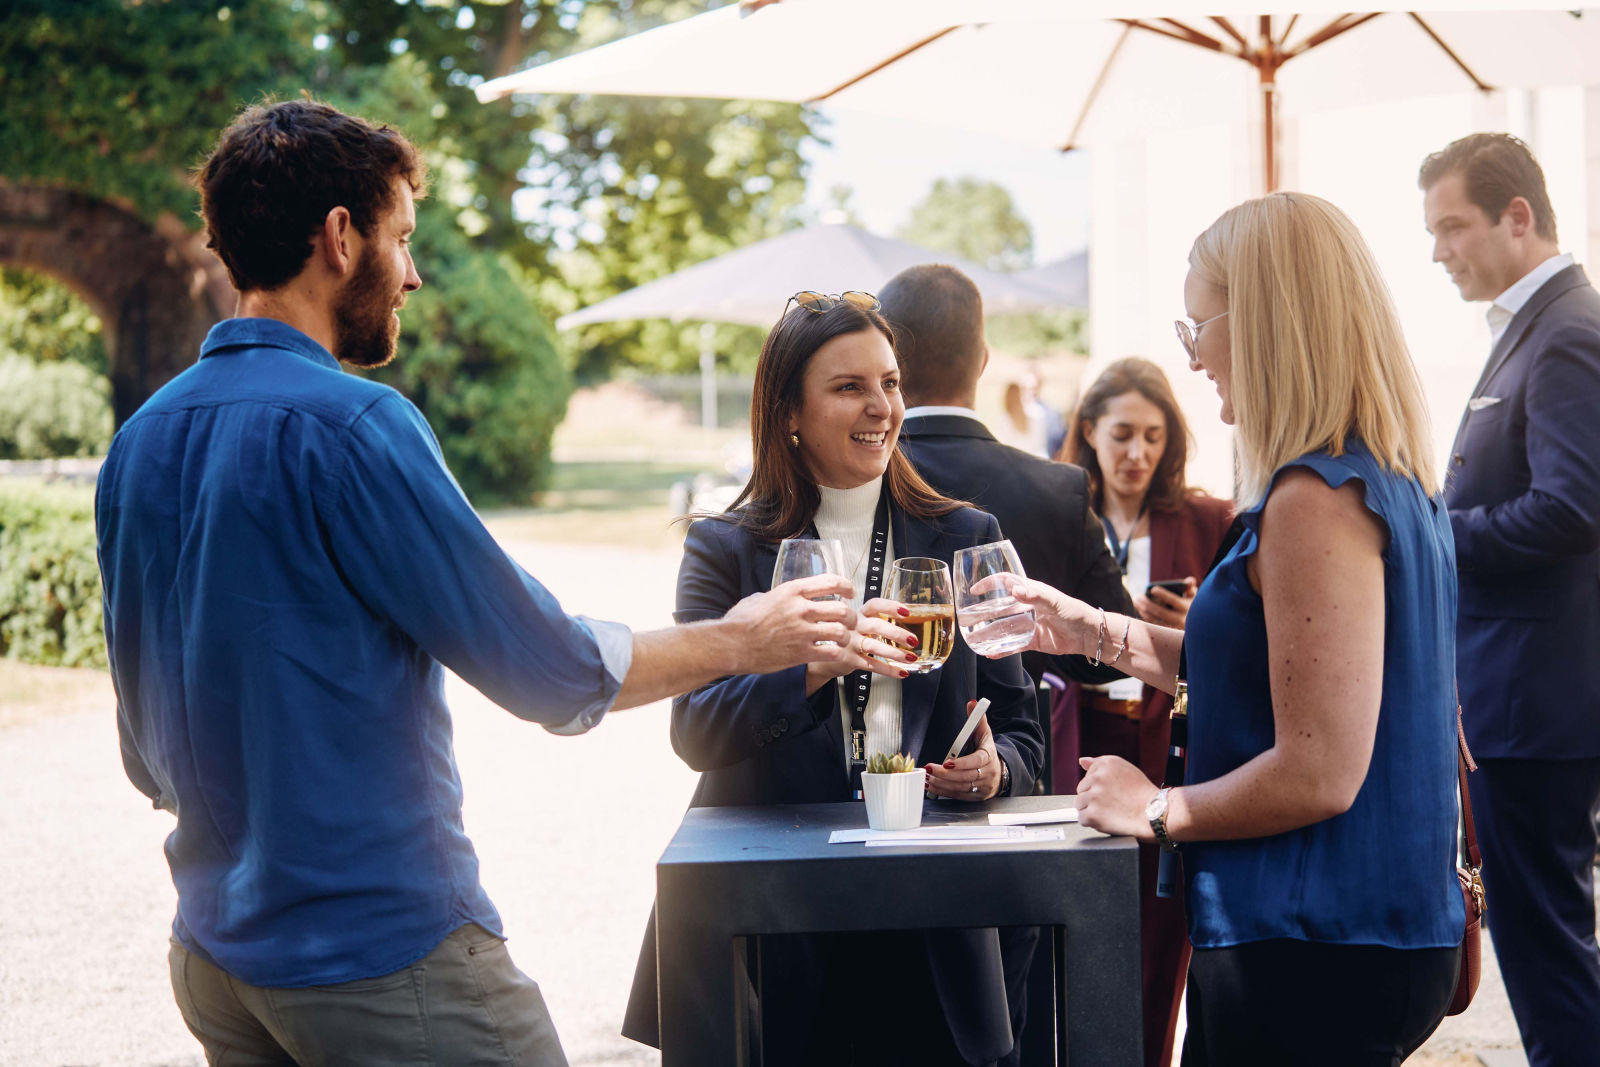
top-left (995, 193), bottom-right (1464, 1064)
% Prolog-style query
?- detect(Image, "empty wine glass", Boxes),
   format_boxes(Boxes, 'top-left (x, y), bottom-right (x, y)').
top-left (772, 538), bottom-right (846, 596)
top-left (953, 540), bottom-right (1036, 657)
top-left (883, 557), bottom-right (955, 673)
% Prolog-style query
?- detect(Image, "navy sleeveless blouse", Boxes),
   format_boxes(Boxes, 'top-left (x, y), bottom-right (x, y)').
top-left (1183, 439), bottom-right (1465, 949)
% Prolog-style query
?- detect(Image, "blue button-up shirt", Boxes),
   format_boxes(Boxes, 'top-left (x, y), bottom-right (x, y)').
top-left (96, 318), bottom-right (631, 987)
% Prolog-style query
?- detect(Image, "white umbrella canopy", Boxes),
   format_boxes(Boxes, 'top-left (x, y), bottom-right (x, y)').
top-left (479, 1), bottom-right (1600, 192)
top-left (554, 223), bottom-right (1077, 330)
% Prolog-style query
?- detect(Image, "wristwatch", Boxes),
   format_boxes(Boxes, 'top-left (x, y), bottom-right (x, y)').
top-left (1146, 787), bottom-right (1178, 851)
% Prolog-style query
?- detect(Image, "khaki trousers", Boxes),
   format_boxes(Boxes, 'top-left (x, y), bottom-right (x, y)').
top-left (168, 924), bottom-right (568, 1066)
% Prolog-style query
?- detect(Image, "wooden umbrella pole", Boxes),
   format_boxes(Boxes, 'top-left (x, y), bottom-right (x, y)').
top-left (1259, 16), bottom-right (1279, 194)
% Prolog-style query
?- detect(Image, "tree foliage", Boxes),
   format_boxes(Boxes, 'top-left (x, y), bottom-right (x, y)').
top-left (0, 268), bottom-right (107, 374)
top-left (896, 176), bottom-right (1035, 273)
top-left (0, 1), bottom-right (818, 494)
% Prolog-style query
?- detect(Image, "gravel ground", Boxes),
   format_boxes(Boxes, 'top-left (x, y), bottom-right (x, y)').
top-left (0, 534), bottom-right (1582, 1066)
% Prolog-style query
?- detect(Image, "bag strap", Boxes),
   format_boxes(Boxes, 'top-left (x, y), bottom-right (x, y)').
top-left (1456, 692), bottom-right (1485, 916)
top-left (1457, 703), bottom-right (1481, 870)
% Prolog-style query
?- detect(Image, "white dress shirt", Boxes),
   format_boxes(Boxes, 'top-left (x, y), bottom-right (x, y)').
top-left (1489, 253), bottom-right (1574, 347)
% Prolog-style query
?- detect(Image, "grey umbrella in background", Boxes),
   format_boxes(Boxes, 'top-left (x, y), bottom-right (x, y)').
top-left (1018, 251), bottom-right (1089, 309)
top-left (556, 223), bottom-right (1079, 428)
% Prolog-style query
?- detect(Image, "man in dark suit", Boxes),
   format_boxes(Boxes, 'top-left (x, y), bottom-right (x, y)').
top-left (1421, 132), bottom-right (1600, 1067)
top-left (879, 263), bottom-right (1137, 793)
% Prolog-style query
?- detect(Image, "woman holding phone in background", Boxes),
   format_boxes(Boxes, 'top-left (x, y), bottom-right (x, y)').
top-left (1058, 356), bottom-right (1232, 1067)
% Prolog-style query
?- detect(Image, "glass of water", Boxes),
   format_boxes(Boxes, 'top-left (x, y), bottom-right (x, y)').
top-left (953, 540), bottom-right (1036, 657)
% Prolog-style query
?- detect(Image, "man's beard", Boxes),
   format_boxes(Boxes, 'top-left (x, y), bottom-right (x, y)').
top-left (333, 244), bottom-right (400, 368)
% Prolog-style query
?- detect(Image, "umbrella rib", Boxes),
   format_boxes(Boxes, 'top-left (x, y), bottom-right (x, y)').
top-left (1275, 14), bottom-right (1300, 51)
top-left (1209, 17), bottom-right (1251, 53)
top-left (808, 25), bottom-right (963, 103)
top-left (1407, 12), bottom-right (1495, 92)
top-left (1059, 22), bottom-right (1136, 151)
top-left (1285, 13), bottom-right (1382, 58)
top-left (1120, 18), bottom-right (1228, 53)
top-left (1158, 18), bottom-right (1228, 52)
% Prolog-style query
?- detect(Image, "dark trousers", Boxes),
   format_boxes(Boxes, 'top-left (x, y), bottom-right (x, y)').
top-left (1469, 756), bottom-right (1600, 1067)
top-left (1079, 707), bottom-right (1189, 1067)
top-left (1180, 939), bottom-right (1460, 1067)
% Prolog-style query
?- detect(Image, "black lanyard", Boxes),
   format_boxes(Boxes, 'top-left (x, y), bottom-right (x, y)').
top-left (810, 486), bottom-right (891, 800)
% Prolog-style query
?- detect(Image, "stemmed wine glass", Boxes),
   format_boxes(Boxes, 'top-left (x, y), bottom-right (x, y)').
top-left (771, 538), bottom-right (846, 591)
top-left (953, 540), bottom-right (1036, 657)
top-left (773, 538), bottom-right (847, 646)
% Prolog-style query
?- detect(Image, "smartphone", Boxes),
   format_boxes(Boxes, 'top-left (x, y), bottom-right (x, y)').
top-left (1147, 579), bottom-right (1190, 596)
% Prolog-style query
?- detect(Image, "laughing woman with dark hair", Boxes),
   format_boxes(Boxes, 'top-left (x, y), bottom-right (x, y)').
top-left (622, 293), bottom-right (1045, 1066)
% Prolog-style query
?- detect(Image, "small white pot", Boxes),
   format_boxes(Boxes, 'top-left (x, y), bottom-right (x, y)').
top-left (861, 769), bottom-right (927, 831)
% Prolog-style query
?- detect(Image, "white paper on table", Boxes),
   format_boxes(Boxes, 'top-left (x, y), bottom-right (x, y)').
top-left (827, 826), bottom-right (1066, 846)
top-left (866, 827), bottom-right (1066, 847)
top-left (987, 806), bottom-right (1079, 826)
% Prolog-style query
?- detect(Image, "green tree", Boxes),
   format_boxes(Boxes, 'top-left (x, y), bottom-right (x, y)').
top-left (0, 1), bottom-right (820, 489)
top-left (896, 177), bottom-right (1035, 272)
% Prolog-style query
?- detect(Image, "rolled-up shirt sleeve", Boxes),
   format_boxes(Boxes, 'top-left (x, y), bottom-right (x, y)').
top-left (326, 392), bottom-right (630, 732)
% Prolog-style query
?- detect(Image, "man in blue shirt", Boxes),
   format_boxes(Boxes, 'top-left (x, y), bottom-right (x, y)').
top-left (96, 99), bottom-right (879, 1065)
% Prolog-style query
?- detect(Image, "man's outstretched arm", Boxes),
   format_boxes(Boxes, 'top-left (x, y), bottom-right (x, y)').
top-left (612, 574), bottom-right (897, 710)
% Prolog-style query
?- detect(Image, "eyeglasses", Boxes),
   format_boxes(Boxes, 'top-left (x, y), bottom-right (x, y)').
top-left (1175, 310), bottom-right (1228, 359)
top-left (783, 290), bottom-right (880, 317)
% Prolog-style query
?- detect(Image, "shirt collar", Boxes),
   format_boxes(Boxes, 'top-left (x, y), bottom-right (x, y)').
top-left (1491, 252), bottom-right (1574, 324)
top-left (200, 317), bottom-right (341, 371)
top-left (903, 404), bottom-right (983, 423)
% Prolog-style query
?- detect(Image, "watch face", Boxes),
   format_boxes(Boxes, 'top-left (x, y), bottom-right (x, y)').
top-left (1145, 790), bottom-right (1168, 819)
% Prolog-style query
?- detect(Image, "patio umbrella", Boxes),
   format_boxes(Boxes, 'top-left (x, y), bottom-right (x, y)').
top-left (478, 1), bottom-right (1600, 193)
top-left (555, 223), bottom-right (1075, 428)
top-left (1019, 252), bottom-right (1089, 308)
top-left (555, 222), bottom-right (1076, 331)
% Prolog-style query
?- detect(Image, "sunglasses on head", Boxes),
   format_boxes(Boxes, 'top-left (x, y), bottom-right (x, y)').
top-left (782, 290), bottom-right (881, 317)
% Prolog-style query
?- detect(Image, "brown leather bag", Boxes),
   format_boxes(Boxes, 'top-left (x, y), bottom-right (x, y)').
top-left (1447, 708), bottom-right (1485, 1016)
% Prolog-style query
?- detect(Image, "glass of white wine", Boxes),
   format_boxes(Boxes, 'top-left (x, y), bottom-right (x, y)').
top-left (881, 557), bottom-right (955, 673)
top-left (953, 540), bottom-right (1036, 657)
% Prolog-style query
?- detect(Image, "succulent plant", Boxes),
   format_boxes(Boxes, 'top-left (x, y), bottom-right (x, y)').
top-left (865, 751), bottom-right (919, 775)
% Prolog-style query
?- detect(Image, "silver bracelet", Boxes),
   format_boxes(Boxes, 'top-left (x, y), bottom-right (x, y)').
top-left (1109, 614), bottom-right (1132, 666)
top-left (1087, 606), bottom-right (1107, 666)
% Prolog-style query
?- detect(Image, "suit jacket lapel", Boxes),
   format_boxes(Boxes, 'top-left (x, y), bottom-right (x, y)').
top-left (1472, 264), bottom-right (1590, 399)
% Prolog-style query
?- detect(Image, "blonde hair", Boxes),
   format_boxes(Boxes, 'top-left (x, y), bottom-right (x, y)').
top-left (1187, 192), bottom-right (1438, 507)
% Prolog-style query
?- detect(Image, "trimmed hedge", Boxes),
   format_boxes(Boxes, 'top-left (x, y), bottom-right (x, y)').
top-left (0, 479), bottom-right (104, 668)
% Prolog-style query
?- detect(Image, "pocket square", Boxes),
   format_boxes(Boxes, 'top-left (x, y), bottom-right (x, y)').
top-left (1468, 396), bottom-right (1503, 412)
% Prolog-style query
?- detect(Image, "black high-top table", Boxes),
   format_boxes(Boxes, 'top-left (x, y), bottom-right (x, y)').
top-left (652, 794), bottom-right (1142, 1066)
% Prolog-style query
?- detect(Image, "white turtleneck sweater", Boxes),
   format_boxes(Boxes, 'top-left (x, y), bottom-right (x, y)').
top-left (812, 476), bottom-right (904, 768)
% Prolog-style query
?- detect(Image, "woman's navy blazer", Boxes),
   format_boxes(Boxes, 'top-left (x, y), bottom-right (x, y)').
top-left (623, 502), bottom-right (1044, 1064)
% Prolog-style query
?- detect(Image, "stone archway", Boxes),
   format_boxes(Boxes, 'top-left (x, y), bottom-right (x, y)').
top-left (0, 180), bottom-right (232, 425)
